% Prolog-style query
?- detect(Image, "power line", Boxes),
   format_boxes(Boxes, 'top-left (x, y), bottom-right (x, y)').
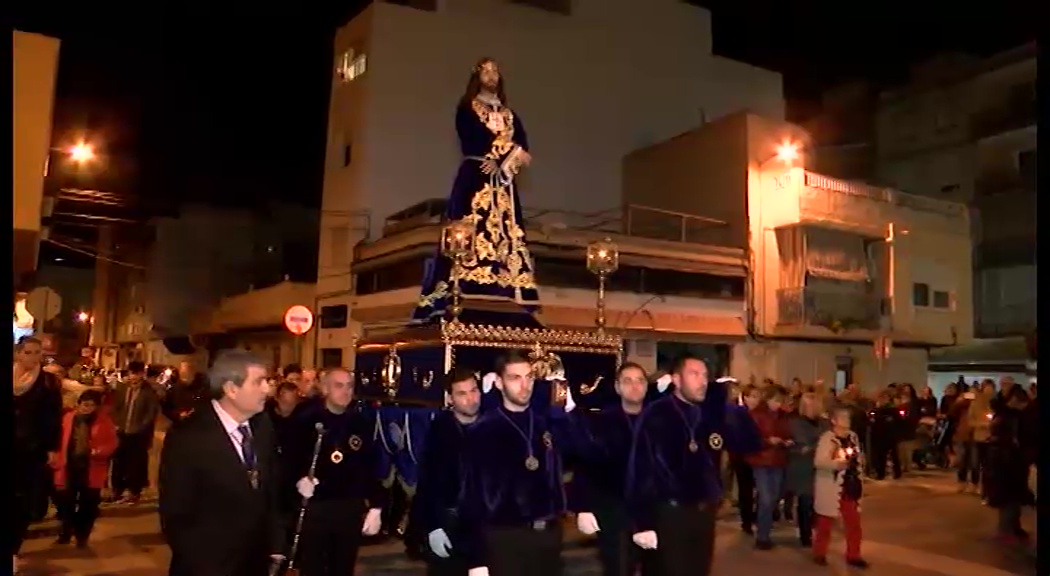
top-left (43, 237), bottom-right (147, 270)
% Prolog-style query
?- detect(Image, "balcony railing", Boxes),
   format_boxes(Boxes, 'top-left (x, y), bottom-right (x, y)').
top-left (976, 301), bottom-right (1037, 338)
top-left (801, 171), bottom-right (968, 220)
top-left (525, 204), bottom-right (731, 245)
top-left (970, 97), bottom-right (1038, 139)
top-left (776, 286), bottom-right (886, 330)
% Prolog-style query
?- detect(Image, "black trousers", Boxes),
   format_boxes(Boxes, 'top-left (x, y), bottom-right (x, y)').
top-left (733, 460), bottom-right (755, 529)
top-left (427, 551), bottom-right (469, 576)
top-left (871, 437), bottom-right (901, 479)
top-left (298, 497), bottom-right (364, 576)
top-left (651, 501), bottom-right (717, 576)
top-left (486, 522), bottom-right (563, 576)
top-left (111, 431), bottom-right (152, 496)
top-left (12, 456), bottom-right (48, 555)
top-left (55, 473), bottom-right (102, 542)
top-left (593, 494), bottom-right (647, 576)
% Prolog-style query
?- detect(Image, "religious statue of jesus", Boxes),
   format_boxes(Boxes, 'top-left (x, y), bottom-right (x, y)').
top-left (412, 58), bottom-right (540, 323)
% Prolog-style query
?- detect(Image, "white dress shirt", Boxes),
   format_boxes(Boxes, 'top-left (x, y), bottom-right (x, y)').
top-left (212, 400), bottom-right (251, 463)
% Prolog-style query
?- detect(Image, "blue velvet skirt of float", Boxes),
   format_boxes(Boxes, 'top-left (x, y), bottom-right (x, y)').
top-left (411, 157), bottom-right (541, 324)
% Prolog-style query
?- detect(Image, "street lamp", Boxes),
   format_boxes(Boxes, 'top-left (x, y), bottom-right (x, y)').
top-left (44, 141), bottom-right (97, 177)
top-left (441, 219), bottom-right (476, 321)
top-left (76, 311), bottom-right (90, 323)
top-left (586, 238), bottom-right (619, 334)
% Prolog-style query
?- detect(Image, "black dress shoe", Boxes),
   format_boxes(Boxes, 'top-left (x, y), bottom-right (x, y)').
top-left (741, 525), bottom-right (754, 536)
top-left (846, 558), bottom-right (870, 569)
top-left (755, 540), bottom-right (774, 551)
top-left (799, 538), bottom-right (812, 548)
top-left (55, 534), bottom-right (72, 545)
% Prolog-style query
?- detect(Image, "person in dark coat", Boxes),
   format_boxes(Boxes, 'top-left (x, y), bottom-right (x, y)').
top-left (12, 337), bottom-right (64, 572)
top-left (786, 387), bottom-right (827, 547)
top-left (159, 349), bottom-right (286, 576)
top-left (984, 386), bottom-right (1032, 544)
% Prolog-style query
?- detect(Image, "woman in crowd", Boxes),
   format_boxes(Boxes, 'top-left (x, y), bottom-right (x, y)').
top-left (984, 386), bottom-right (1032, 544)
top-left (745, 385), bottom-right (792, 550)
top-left (812, 407), bottom-right (868, 568)
top-left (786, 387), bottom-right (826, 547)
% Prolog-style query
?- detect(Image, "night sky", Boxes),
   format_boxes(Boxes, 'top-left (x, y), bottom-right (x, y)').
top-left (15, 1), bottom-right (1037, 212)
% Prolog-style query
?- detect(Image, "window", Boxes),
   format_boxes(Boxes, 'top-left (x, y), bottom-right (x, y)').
top-left (912, 282), bottom-right (930, 307)
top-left (320, 348), bottom-right (344, 369)
top-left (932, 290), bottom-right (951, 309)
top-left (336, 49), bottom-right (367, 83)
top-left (342, 143), bottom-right (352, 167)
top-left (319, 304), bottom-right (349, 329)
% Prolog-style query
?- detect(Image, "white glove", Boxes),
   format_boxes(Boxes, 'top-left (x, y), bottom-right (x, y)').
top-left (361, 507), bottom-right (383, 535)
top-left (428, 528), bottom-right (453, 558)
top-left (295, 477), bottom-right (318, 499)
top-left (482, 372), bottom-right (500, 394)
top-left (656, 374), bottom-right (672, 393)
top-left (576, 512), bottom-right (600, 535)
top-left (468, 568), bottom-right (490, 576)
top-left (564, 384), bottom-right (577, 413)
top-left (632, 530), bottom-right (658, 549)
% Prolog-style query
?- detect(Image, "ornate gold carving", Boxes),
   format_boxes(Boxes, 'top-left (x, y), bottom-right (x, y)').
top-left (381, 347), bottom-right (402, 398)
top-left (440, 319), bottom-right (622, 352)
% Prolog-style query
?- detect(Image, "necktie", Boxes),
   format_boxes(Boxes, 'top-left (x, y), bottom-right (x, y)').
top-left (238, 424), bottom-right (256, 470)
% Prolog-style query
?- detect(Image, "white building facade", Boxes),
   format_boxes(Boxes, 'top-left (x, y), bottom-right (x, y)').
top-left (316, 0), bottom-right (785, 359)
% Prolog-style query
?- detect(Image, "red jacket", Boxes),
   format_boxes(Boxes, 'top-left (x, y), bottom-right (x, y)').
top-left (52, 410), bottom-right (119, 490)
top-left (744, 404), bottom-right (791, 468)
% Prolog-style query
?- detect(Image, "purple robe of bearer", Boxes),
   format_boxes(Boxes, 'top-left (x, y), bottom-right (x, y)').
top-left (412, 58), bottom-right (539, 324)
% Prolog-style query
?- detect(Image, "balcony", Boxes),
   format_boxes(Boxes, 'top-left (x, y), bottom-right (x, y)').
top-left (776, 286), bottom-right (885, 331)
top-left (970, 97), bottom-right (1037, 140)
top-left (976, 301), bottom-right (1037, 338)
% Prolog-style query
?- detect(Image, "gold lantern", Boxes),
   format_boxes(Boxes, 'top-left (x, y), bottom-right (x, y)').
top-left (441, 219), bottom-right (476, 321)
top-left (381, 347), bottom-right (402, 398)
top-left (586, 238), bottom-right (619, 333)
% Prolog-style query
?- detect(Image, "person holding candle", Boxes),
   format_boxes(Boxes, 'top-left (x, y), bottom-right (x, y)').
top-left (812, 407), bottom-right (868, 568)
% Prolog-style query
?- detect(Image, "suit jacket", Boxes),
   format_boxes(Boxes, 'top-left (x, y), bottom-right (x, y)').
top-left (159, 404), bottom-right (285, 576)
top-left (111, 381), bottom-right (161, 435)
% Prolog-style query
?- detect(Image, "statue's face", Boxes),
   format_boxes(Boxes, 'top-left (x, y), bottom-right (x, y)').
top-left (479, 61), bottom-right (500, 91)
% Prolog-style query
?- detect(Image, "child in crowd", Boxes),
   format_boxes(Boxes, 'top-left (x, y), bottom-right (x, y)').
top-left (51, 390), bottom-right (118, 547)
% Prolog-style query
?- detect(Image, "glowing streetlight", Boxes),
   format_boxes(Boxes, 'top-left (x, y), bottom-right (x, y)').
top-left (69, 142), bottom-right (96, 163)
top-left (76, 311), bottom-right (90, 322)
top-left (775, 142), bottom-right (800, 163)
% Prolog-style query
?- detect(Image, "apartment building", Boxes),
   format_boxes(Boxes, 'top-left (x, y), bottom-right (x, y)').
top-left (624, 112), bottom-right (973, 390)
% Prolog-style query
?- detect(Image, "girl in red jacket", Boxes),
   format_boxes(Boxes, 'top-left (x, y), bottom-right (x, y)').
top-left (51, 389), bottom-right (118, 547)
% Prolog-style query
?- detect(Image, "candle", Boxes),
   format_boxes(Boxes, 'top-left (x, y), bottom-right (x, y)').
top-left (898, 409), bottom-right (905, 417)
top-left (844, 447), bottom-right (855, 456)
top-left (986, 412), bottom-right (993, 420)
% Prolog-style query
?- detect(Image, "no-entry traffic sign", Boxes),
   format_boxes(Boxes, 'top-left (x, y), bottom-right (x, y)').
top-left (283, 305), bottom-right (314, 335)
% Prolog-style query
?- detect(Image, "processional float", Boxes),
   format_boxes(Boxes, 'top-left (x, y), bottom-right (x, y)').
top-left (351, 218), bottom-right (625, 538)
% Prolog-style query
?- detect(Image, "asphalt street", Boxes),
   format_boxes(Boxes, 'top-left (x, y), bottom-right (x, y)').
top-left (17, 470), bottom-right (1036, 576)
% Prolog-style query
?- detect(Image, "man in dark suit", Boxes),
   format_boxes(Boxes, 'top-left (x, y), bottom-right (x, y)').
top-left (159, 349), bottom-right (286, 576)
